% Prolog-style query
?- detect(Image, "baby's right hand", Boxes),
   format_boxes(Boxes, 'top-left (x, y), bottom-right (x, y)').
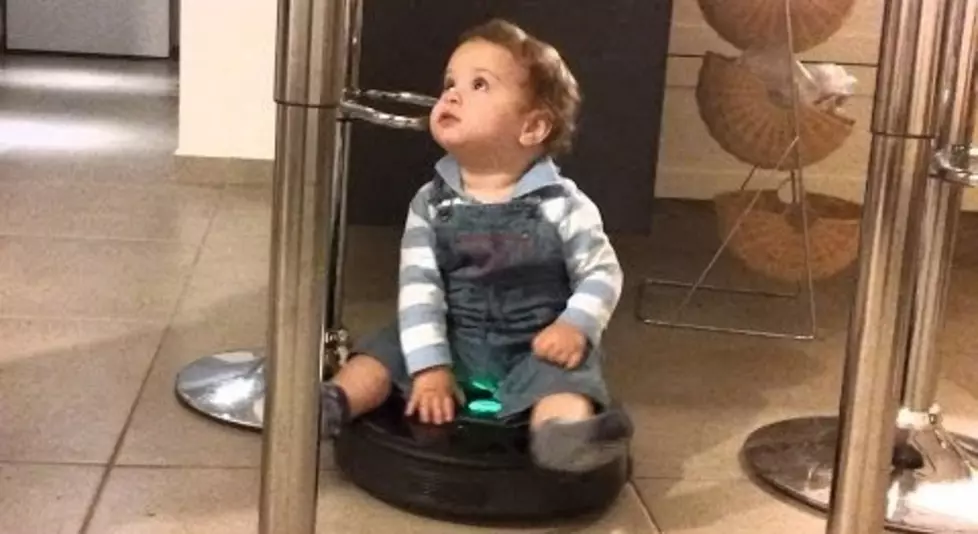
top-left (406, 366), bottom-right (457, 425)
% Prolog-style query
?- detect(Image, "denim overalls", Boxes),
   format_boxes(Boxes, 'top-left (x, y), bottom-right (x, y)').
top-left (354, 174), bottom-right (611, 419)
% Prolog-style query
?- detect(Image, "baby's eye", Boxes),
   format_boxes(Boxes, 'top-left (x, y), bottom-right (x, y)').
top-left (472, 77), bottom-right (489, 91)
top-left (442, 77), bottom-right (455, 91)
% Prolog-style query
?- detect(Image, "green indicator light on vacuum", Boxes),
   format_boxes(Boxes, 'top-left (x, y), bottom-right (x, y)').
top-left (467, 398), bottom-right (502, 415)
top-left (467, 378), bottom-right (497, 393)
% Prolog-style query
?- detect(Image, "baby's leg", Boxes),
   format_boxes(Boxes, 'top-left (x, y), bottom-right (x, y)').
top-left (321, 321), bottom-right (406, 438)
top-left (529, 392), bottom-right (632, 473)
top-left (498, 344), bottom-right (631, 472)
top-left (530, 392), bottom-right (594, 424)
top-left (320, 354), bottom-right (392, 438)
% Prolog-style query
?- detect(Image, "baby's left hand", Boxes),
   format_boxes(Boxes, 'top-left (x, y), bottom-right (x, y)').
top-left (533, 321), bottom-right (587, 369)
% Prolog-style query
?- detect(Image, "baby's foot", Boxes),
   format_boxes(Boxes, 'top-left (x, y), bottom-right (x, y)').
top-left (530, 406), bottom-right (633, 473)
top-left (320, 382), bottom-right (351, 438)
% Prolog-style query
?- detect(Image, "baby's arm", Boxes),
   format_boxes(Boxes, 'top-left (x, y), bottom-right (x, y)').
top-left (398, 183), bottom-right (452, 376)
top-left (554, 182), bottom-right (624, 345)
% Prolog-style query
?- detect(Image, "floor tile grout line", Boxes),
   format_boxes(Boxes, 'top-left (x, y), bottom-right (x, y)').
top-left (0, 180), bottom-right (225, 191)
top-left (0, 229), bottom-right (271, 243)
top-left (107, 463), bottom-right (260, 471)
top-left (0, 314), bottom-right (167, 324)
top-left (629, 474), bottom-right (751, 481)
top-left (104, 463), bottom-right (342, 472)
top-left (628, 480), bottom-right (665, 533)
top-left (0, 232), bottom-right (211, 244)
top-left (0, 460), bottom-right (107, 468)
top-left (76, 179), bottom-right (231, 534)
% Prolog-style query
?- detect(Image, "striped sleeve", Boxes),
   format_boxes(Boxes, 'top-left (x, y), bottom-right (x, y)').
top-left (398, 182), bottom-right (452, 375)
top-left (554, 182), bottom-right (624, 343)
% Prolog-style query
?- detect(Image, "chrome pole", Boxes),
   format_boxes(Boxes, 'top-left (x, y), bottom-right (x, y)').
top-left (259, 0), bottom-right (353, 532)
top-left (826, 2), bottom-right (948, 531)
top-left (879, 2), bottom-right (978, 532)
top-left (901, 1), bottom-right (978, 414)
top-left (322, 0), bottom-right (363, 374)
top-left (743, 1), bottom-right (978, 532)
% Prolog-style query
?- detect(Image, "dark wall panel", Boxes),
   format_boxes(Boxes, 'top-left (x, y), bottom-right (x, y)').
top-left (348, 0), bottom-right (673, 233)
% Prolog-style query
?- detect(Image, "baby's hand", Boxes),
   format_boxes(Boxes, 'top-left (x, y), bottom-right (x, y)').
top-left (406, 366), bottom-right (457, 425)
top-left (533, 321), bottom-right (587, 369)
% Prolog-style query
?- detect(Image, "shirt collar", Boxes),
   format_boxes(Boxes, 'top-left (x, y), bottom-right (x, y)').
top-left (434, 154), bottom-right (562, 200)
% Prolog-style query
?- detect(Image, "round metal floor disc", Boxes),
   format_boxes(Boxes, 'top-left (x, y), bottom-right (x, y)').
top-left (174, 350), bottom-right (266, 430)
top-left (742, 416), bottom-right (978, 533)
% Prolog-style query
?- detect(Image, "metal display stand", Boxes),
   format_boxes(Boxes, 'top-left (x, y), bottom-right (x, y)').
top-left (636, 168), bottom-right (819, 341)
top-left (636, 1), bottom-right (822, 341)
top-left (743, 0), bottom-right (978, 532)
top-left (174, 0), bottom-right (431, 532)
top-left (173, 1), bottom-right (434, 432)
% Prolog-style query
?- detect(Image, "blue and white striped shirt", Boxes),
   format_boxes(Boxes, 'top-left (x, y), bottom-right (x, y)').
top-left (398, 156), bottom-right (624, 376)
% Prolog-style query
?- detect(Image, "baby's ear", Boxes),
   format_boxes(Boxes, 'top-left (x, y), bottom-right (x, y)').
top-left (519, 109), bottom-right (553, 148)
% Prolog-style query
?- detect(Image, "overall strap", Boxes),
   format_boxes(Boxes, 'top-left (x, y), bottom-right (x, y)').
top-left (428, 175), bottom-right (457, 221)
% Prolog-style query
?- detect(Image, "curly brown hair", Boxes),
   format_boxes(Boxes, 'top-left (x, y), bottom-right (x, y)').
top-left (460, 19), bottom-right (582, 156)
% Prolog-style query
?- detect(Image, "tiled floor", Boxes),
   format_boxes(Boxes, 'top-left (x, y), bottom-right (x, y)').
top-left (3, 54), bottom-right (978, 534)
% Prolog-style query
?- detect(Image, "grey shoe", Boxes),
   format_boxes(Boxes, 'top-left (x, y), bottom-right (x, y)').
top-left (530, 407), bottom-right (632, 473)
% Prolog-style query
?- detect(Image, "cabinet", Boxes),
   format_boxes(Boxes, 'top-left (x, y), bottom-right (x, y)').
top-left (6, 0), bottom-right (171, 57)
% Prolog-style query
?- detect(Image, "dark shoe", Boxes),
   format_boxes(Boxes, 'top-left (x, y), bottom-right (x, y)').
top-left (320, 382), bottom-right (351, 439)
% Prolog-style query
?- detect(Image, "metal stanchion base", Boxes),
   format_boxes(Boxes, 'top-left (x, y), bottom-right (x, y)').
top-left (174, 350), bottom-right (266, 430)
top-left (742, 415), bottom-right (978, 533)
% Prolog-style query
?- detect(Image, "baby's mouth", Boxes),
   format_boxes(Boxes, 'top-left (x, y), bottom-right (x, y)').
top-left (437, 110), bottom-right (460, 125)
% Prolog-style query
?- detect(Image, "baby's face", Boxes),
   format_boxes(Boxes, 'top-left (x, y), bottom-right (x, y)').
top-left (430, 39), bottom-right (536, 155)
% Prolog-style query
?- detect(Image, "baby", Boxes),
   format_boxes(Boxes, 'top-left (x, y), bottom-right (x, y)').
top-left (320, 19), bottom-right (632, 473)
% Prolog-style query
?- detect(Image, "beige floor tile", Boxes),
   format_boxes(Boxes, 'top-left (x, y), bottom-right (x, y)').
top-left (208, 185), bottom-right (272, 238)
top-left (605, 321), bottom-right (842, 479)
top-left (169, 156), bottom-right (270, 186)
top-left (115, 292), bottom-right (394, 467)
top-left (608, 308), bottom-right (978, 480)
top-left (0, 463), bottom-right (103, 534)
top-left (0, 236), bottom-right (197, 320)
top-left (0, 107), bottom-right (175, 158)
top-left (87, 467), bottom-right (658, 534)
top-left (634, 478), bottom-right (825, 534)
top-left (0, 319), bottom-right (165, 463)
top-left (1, 156), bottom-right (180, 185)
top-left (166, 228), bottom-right (392, 326)
top-left (936, 268), bottom-right (978, 397)
top-left (0, 179), bottom-right (220, 242)
top-left (197, 166), bottom-right (403, 299)
top-left (192, 225), bottom-right (401, 305)
top-left (113, 231), bottom-right (393, 466)
top-left (113, 299), bottom-right (267, 468)
top-left (0, 154), bottom-right (270, 187)
top-left (168, 233), bottom-right (270, 319)
top-left (114, 227), bottom-right (396, 467)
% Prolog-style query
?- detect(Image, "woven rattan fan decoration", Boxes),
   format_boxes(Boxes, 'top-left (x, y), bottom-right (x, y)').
top-left (714, 189), bottom-right (861, 282)
top-left (696, 52), bottom-right (855, 170)
top-left (697, 0), bottom-right (856, 53)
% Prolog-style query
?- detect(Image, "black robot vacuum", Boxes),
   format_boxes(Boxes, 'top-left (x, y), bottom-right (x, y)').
top-left (333, 382), bottom-right (631, 522)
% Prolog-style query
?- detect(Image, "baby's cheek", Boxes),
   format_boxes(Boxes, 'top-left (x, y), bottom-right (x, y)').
top-left (475, 115), bottom-right (509, 137)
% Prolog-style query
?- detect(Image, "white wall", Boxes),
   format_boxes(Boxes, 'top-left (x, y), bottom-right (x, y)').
top-left (176, 0), bottom-right (277, 159)
top-left (176, 0), bottom-right (978, 209)
top-left (656, 0), bottom-right (978, 209)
